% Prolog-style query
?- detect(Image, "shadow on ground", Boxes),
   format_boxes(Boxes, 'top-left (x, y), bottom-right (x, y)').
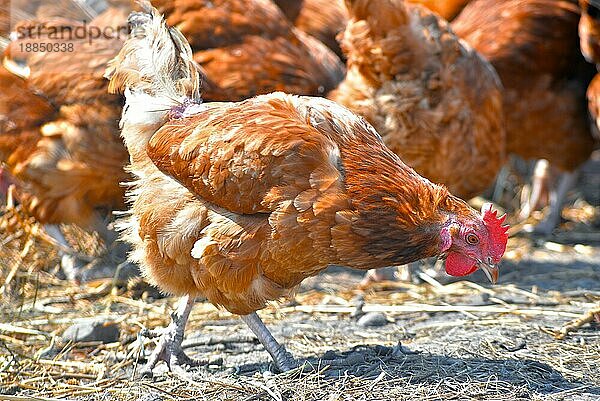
top-left (232, 345), bottom-right (600, 398)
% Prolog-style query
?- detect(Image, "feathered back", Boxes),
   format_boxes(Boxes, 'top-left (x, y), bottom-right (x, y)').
top-left (344, 0), bottom-right (409, 37)
top-left (105, 1), bottom-right (200, 104)
top-left (452, 0), bottom-right (582, 81)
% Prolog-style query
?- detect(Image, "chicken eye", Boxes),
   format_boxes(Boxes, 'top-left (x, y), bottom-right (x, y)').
top-left (466, 233), bottom-right (479, 245)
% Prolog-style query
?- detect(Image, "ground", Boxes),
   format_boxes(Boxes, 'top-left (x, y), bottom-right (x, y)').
top-left (0, 203), bottom-right (599, 401)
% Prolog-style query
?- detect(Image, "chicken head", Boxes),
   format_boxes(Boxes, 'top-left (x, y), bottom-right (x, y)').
top-left (440, 203), bottom-right (508, 284)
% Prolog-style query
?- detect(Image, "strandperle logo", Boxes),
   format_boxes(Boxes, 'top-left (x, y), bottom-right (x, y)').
top-left (7, 0), bottom-right (130, 49)
top-left (13, 20), bottom-right (130, 46)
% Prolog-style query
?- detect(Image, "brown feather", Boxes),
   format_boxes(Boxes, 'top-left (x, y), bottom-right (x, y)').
top-left (0, 8), bottom-right (129, 228)
top-left (587, 74), bottom-right (600, 141)
top-left (152, 0), bottom-right (345, 101)
top-left (407, 0), bottom-right (471, 20)
top-left (274, 0), bottom-right (348, 59)
top-left (453, 0), bottom-right (597, 171)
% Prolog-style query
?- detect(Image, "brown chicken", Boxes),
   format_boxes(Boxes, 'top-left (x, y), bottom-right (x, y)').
top-left (453, 0), bottom-right (597, 234)
top-left (0, 7), bottom-right (130, 276)
top-left (330, 0), bottom-right (505, 201)
top-left (152, 0), bottom-right (345, 101)
top-left (106, 3), bottom-right (509, 374)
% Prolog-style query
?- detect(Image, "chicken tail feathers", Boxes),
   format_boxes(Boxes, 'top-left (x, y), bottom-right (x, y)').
top-left (105, 1), bottom-right (201, 108)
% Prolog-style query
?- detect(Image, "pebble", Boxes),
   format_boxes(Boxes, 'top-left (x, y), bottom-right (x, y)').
top-left (62, 319), bottom-right (120, 343)
top-left (356, 312), bottom-right (389, 328)
top-left (462, 293), bottom-right (490, 306)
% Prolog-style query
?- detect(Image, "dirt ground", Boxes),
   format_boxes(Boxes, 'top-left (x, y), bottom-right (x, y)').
top-left (0, 202), bottom-right (599, 400)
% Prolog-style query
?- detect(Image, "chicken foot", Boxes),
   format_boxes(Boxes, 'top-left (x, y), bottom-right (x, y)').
top-left (139, 295), bottom-right (212, 378)
top-left (241, 312), bottom-right (298, 372)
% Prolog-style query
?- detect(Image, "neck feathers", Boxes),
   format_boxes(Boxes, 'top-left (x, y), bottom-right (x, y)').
top-left (105, 1), bottom-right (201, 166)
top-left (335, 134), bottom-right (453, 268)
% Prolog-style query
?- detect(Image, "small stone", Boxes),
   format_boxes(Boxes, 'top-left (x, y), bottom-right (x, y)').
top-left (462, 293), bottom-right (490, 306)
top-left (350, 295), bottom-right (365, 304)
top-left (350, 299), bottom-right (365, 319)
top-left (62, 319), bottom-right (120, 344)
top-left (357, 312), bottom-right (389, 328)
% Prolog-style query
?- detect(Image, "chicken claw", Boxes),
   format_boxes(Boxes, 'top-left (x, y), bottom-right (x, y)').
top-left (139, 295), bottom-right (211, 378)
top-left (241, 312), bottom-right (298, 372)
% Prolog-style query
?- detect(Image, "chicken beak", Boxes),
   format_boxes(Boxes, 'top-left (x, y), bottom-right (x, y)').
top-left (479, 263), bottom-right (499, 285)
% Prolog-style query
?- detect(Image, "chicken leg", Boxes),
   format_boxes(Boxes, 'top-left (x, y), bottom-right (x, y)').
top-left (45, 215), bottom-right (125, 282)
top-left (241, 312), bottom-right (297, 372)
top-left (525, 169), bottom-right (579, 235)
top-left (44, 224), bottom-right (89, 281)
top-left (519, 159), bottom-right (550, 221)
top-left (140, 295), bottom-right (211, 377)
top-left (358, 266), bottom-right (397, 287)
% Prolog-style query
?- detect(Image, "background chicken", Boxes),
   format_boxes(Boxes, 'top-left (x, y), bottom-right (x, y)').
top-left (152, 0), bottom-right (345, 101)
top-left (580, 0), bottom-right (600, 141)
top-left (330, 0), bottom-right (505, 201)
top-left (273, 0), bottom-right (470, 63)
top-left (453, 0), bottom-right (597, 234)
top-left (0, 5), bottom-right (130, 278)
top-left (106, 3), bottom-right (509, 375)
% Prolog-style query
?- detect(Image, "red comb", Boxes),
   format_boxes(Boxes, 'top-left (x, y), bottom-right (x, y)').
top-left (481, 203), bottom-right (509, 260)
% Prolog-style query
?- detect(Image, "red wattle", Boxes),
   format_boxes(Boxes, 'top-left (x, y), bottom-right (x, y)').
top-left (445, 252), bottom-right (478, 277)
